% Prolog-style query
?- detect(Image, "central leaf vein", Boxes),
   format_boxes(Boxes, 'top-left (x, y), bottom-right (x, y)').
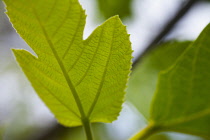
top-left (32, 7), bottom-right (86, 119)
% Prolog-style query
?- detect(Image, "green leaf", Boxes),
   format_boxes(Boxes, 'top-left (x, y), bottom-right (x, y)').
top-left (5, 0), bottom-right (132, 127)
top-left (149, 24), bottom-right (210, 138)
top-left (96, 0), bottom-right (132, 20)
top-left (127, 41), bottom-right (191, 119)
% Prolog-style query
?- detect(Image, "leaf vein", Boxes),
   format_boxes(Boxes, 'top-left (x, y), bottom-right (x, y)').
top-left (46, 0), bottom-right (57, 21)
top-left (163, 108), bottom-right (210, 127)
top-left (182, 44), bottom-right (200, 116)
top-left (75, 27), bottom-right (104, 86)
top-left (32, 73), bottom-right (80, 118)
top-left (67, 45), bottom-right (85, 73)
top-left (32, 7), bottom-right (86, 119)
top-left (62, 8), bottom-right (83, 59)
top-left (51, 0), bottom-right (72, 38)
top-left (87, 21), bottom-right (117, 118)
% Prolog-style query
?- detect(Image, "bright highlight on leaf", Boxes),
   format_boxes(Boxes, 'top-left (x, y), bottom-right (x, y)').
top-left (5, 0), bottom-right (132, 127)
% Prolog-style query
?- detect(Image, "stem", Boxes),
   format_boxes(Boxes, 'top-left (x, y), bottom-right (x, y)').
top-left (83, 118), bottom-right (94, 140)
top-left (130, 123), bottom-right (160, 140)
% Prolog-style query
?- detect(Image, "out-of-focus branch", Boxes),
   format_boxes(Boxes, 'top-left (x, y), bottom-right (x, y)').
top-left (29, 0), bottom-right (199, 140)
top-left (132, 0), bottom-right (199, 69)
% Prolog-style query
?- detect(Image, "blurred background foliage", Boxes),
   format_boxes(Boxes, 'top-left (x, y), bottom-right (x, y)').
top-left (96, 0), bottom-right (132, 20)
top-left (0, 0), bottom-right (210, 139)
top-left (126, 41), bottom-right (191, 120)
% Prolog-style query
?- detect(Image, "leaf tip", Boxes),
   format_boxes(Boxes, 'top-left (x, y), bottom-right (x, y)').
top-left (11, 48), bottom-right (20, 55)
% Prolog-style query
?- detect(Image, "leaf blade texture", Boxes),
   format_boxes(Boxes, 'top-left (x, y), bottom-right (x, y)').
top-left (5, 0), bottom-right (132, 127)
top-left (151, 24), bottom-right (210, 138)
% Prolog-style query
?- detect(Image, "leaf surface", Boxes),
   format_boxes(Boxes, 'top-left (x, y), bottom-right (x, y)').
top-left (5, 0), bottom-right (132, 127)
top-left (127, 41), bottom-right (190, 119)
top-left (150, 24), bottom-right (210, 138)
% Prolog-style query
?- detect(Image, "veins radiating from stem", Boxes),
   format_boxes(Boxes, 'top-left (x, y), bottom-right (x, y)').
top-left (32, 6), bottom-right (94, 140)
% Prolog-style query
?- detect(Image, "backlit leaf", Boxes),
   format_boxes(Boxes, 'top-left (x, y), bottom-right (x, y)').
top-left (5, 0), bottom-right (132, 127)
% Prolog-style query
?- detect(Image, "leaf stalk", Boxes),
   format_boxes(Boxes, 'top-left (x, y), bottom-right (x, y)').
top-left (130, 123), bottom-right (160, 140)
top-left (82, 118), bottom-right (94, 140)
